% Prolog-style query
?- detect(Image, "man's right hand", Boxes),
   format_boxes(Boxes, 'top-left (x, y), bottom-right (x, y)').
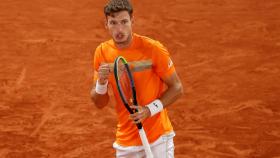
top-left (91, 63), bottom-right (111, 108)
top-left (98, 63), bottom-right (111, 84)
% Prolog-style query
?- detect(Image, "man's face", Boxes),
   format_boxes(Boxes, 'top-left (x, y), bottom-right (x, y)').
top-left (106, 11), bottom-right (133, 46)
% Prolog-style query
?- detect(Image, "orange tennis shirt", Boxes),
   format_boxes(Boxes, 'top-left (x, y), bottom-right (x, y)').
top-left (93, 33), bottom-right (176, 146)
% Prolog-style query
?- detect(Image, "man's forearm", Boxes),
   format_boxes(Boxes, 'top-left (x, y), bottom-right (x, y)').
top-left (159, 83), bottom-right (183, 108)
top-left (91, 88), bottom-right (110, 108)
top-left (145, 72), bottom-right (183, 117)
top-left (132, 83), bottom-right (183, 121)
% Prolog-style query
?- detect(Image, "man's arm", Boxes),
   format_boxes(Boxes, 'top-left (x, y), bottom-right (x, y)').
top-left (158, 71), bottom-right (183, 108)
top-left (91, 86), bottom-right (109, 109)
top-left (90, 64), bottom-right (111, 109)
top-left (130, 71), bottom-right (183, 123)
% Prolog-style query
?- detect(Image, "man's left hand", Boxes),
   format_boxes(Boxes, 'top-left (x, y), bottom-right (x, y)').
top-left (129, 105), bottom-right (151, 124)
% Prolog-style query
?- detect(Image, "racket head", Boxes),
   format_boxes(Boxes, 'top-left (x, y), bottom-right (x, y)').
top-left (114, 56), bottom-right (142, 129)
top-left (114, 56), bottom-right (135, 113)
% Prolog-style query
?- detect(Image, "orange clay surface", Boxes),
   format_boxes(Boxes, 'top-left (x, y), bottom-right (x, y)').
top-left (1, 0), bottom-right (280, 157)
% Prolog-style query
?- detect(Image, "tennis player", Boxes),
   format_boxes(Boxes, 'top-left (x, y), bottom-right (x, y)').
top-left (91, 0), bottom-right (183, 157)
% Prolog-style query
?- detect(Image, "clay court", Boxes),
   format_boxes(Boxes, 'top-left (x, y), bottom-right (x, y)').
top-left (1, 0), bottom-right (280, 157)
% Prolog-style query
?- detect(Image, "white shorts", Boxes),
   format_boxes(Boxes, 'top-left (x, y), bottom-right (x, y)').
top-left (113, 132), bottom-right (175, 158)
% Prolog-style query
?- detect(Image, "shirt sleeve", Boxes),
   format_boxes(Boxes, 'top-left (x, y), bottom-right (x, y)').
top-left (93, 44), bottom-right (103, 83)
top-left (152, 41), bottom-right (176, 79)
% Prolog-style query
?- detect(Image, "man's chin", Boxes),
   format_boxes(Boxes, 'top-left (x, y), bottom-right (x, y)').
top-left (114, 39), bottom-right (128, 45)
top-left (113, 35), bottom-right (132, 46)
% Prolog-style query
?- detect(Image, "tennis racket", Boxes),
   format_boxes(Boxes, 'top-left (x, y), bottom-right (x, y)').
top-left (113, 56), bottom-right (154, 158)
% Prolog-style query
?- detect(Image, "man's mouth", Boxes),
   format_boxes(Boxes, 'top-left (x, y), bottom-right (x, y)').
top-left (116, 33), bottom-right (125, 40)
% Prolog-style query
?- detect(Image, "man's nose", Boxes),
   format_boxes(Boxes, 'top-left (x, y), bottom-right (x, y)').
top-left (116, 23), bottom-right (124, 31)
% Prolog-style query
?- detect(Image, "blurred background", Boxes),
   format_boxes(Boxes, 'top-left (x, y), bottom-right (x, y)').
top-left (0, 0), bottom-right (280, 157)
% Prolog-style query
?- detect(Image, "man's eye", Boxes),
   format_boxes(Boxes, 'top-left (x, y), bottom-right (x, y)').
top-left (110, 21), bottom-right (117, 25)
top-left (121, 20), bottom-right (128, 24)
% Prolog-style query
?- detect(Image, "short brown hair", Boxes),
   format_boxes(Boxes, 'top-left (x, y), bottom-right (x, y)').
top-left (104, 0), bottom-right (133, 17)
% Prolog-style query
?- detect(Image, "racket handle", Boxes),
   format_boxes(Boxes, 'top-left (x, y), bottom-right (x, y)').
top-left (136, 123), bottom-right (142, 129)
top-left (139, 128), bottom-right (154, 158)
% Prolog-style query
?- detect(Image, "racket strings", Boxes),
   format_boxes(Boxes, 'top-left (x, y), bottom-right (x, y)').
top-left (118, 61), bottom-right (133, 106)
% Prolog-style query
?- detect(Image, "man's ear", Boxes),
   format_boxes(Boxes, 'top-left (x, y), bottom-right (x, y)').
top-left (131, 15), bottom-right (134, 25)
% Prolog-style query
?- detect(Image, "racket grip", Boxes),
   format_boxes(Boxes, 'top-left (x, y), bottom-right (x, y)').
top-left (139, 128), bottom-right (154, 158)
top-left (136, 123), bottom-right (142, 129)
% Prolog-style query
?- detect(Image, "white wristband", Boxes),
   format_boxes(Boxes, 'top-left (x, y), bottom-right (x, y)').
top-left (147, 99), bottom-right (164, 117)
top-left (95, 80), bottom-right (108, 95)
